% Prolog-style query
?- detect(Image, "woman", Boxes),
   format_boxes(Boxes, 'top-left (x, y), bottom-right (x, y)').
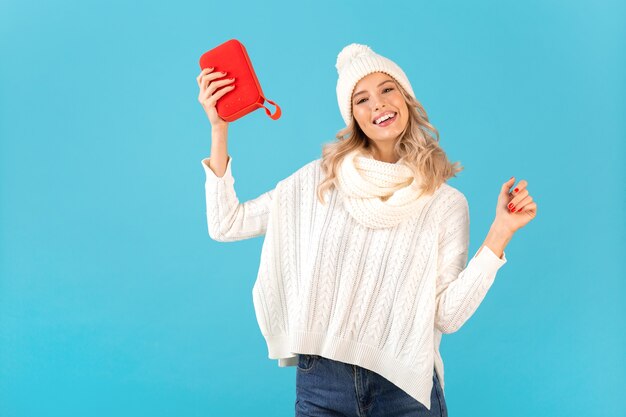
top-left (196, 43), bottom-right (537, 417)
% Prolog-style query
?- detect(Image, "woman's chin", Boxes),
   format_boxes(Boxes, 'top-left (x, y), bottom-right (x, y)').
top-left (368, 129), bottom-right (402, 142)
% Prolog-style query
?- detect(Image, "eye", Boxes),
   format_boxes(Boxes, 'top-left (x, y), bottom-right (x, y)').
top-left (355, 87), bottom-right (394, 105)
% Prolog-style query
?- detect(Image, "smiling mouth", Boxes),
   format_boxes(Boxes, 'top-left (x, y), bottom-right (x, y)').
top-left (374, 112), bottom-right (397, 127)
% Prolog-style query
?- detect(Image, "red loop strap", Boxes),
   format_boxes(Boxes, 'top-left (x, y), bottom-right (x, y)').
top-left (261, 98), bottom-right (281, 120)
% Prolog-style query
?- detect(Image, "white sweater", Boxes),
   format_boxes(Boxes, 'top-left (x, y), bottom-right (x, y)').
top-left (201, 155), bottom-right (507, 411)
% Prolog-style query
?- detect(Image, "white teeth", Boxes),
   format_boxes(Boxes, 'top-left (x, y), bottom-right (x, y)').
top-left (375, 112), bottom-right (396, 124)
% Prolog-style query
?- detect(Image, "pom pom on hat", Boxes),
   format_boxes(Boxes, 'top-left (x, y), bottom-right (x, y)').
top-left (335, 44), bottom-right (374, 73)
top-left (335, 43), bottom-right (416, 127)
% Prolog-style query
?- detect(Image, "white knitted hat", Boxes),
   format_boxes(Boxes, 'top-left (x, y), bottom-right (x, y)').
top-left (335, 43), bottom-right (416, 127)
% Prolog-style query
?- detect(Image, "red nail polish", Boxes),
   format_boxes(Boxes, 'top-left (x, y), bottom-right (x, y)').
top-left (514, 188), bottom-right (519, 192)
top-left (508, 203), bottom-right (513, 209)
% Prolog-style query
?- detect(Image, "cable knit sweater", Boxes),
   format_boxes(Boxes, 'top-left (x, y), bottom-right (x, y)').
top-left (201, 155), bottom-right (507, 411)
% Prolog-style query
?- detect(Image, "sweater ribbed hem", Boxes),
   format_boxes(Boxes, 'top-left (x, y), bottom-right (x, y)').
top-left (263, 330), bottom-right (436, 411)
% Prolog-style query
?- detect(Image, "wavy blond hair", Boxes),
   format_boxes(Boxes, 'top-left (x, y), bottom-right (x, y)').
top-left (316, 80), bottom-right (463, 205)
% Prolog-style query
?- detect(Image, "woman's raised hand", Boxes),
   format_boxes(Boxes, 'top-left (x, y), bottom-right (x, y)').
top-left (495, 177), bottom-right (538, 235)
top-left (196, 67), bottom-right (236, 129)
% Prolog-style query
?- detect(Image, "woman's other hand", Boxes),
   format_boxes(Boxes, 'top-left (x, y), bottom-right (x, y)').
top-left (495, 176), bottom-right (538, 235)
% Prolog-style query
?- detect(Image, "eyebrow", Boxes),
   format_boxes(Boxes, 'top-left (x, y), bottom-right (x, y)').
top-left (352, 79), bottom-right (395, 100)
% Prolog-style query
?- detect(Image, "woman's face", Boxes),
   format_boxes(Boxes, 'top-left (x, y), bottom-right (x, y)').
top-left (351, 72), bottom-right (409, 144)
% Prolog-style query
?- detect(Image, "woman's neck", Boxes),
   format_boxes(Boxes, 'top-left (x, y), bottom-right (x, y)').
top-left (366, 140), bottom-right (400, 163)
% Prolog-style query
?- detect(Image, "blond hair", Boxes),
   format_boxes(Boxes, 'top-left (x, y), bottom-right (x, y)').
top-left (316, 81), bottom-right (464, 205)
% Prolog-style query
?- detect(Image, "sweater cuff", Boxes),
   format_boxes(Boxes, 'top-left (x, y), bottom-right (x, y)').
top-left (201, 155), bottom-right (234, 183)
top-left (470, 245), bottom-right (507, 275)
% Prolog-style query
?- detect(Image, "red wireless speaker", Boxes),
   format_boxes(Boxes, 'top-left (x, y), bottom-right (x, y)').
top-left (199, 39), bottom-right (281, 122)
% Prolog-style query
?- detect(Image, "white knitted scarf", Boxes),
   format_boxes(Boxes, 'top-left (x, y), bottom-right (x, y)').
top-left (335, 148), bottom-right (431, 229)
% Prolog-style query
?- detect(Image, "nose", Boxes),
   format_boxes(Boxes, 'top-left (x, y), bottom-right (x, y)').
top-left (372, 96), bottom-right (386, 111)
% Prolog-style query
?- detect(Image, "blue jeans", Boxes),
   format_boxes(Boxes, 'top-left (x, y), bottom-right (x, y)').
top-left (295, 354), bottom-right (448, 417)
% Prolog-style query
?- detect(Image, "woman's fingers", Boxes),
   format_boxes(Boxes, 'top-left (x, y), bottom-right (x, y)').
top-left (509, 179), bottom-right (528, 197)
top-left (525, 202), bottom-right (538, 217)
top-left (505, 178), bottom-right (532, 212)
top-left (502, 176), bottom-right (516, 195)
top-left (497, 176), bottom-right (538, 231)
top-left (511, 194), bottom-right (533, 213)
top-left (199, 79), bottom-right (234, 104)
top-left (201, 70), bottom-right (228, 91)
top-left (203, 77), bottom-right (234, 99)
top-left (517, 201), bottom-right (538, 218)
top-left (196, 67), bottom-right (226, 91)
top-left (196, 70), bottom-right (205, 86)
top-left (199, 79), bottom-right (235, 105)
top-left (197, 67), bottom-right (215, 87)
top-left (196, 68), bottom-right (234, 106)
top-left (508, 188), bottom-right (528, 211)
top-left (207, 83), bottom-right (236, 105)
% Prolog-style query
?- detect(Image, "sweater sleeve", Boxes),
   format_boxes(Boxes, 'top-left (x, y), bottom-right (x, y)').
top-left (434, 191), bottom-right (507, 334)
top-left (201, 155), bottom-right (275, 242)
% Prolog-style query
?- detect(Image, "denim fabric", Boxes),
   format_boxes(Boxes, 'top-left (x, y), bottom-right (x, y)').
top-left (295, 354), bottom-right (448, 417)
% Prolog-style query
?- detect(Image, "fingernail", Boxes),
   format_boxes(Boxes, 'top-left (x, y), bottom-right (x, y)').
top-left (514, 188), bottom-right (519, 193)
top-left (508, 203), bottom-right (514, 209)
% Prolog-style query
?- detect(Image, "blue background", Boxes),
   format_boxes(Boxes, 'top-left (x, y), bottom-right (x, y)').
top-left (1, 0), bottom-right (624, 416)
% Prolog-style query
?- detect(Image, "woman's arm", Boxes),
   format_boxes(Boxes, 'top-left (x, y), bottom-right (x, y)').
top-left (201, 125), bottom-right (276, 242)
top-left (475, 223), bottom-right (513, 259)
top-left (207, 125), bottom-right (230, 177)
top-left (434, 176), bottom-right (537, 334)
top-left (434, 192), bottom-right (508, 334)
